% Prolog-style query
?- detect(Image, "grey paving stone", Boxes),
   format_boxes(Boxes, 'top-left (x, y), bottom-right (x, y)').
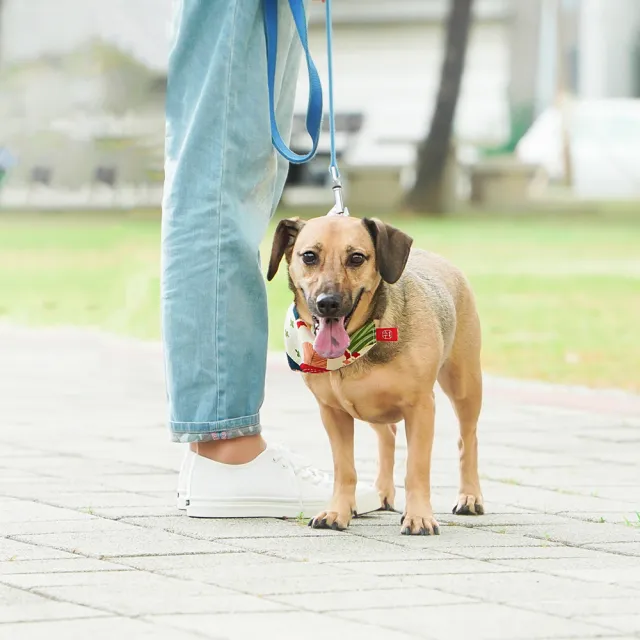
top-left (46, 586), bottom-right (289, 617)
top-left (0, 497), bottom-right (95, 524)
top-left (487, 523), bottom-right (640, 546)
top-left (123, 515), bottom-right (324, 539)
top-left (0, 516), bottom-right (132, 537)
top-left (566, 511), bottom-right (640, 526)
top-left (98, 474), bottom-right (179, 493)
top-left (0, 557), bottom-right (129, 576)
top-left (115, 551), bottom-right (283, 573)
top-left (582, 615), bottom-right (640, 634)
top-left (365, 526), bottom-right (562, 549)
top-left (271, 586), bottom-right (472, 611)
top-left (11, 523), bottom-right (234, 558)
top-left (490, 553), bottom-right (640, 573)
top-left (221, 534), bottom-right (445, 562)
top-left (90, 505), bottom-right (180, 518)
top-left (572, 486), bottom-right (640, 500)
top-left (0, 456), bottom-right (167, 478)
top-left (480, 481), bottom-right (634, 515)
top-left (1, 570), bottom-right (147, 590)
top-left (544, 568), bottom-right (640, 588)
top-left (0, 617), bottom-right (209, 640)
top-left (0, 448), bottom-right (43, 460)
top-left (519, 597), bottom-right (640, 619)
top-left (0, 583), bottom-right (104, 623)
top-left (341, 558), bottom-right (515, 576)
top-left (190, 570), bottom-right (410, 596)
top-left (151, 611), bottom-right (418, 639)
top-left (25, 491), bottom-right (168, 510)
top-left (337, 603), bottom-right (619, 639)
top-left (0, 538), bottom-right (79, 562)
top-left (444, 512), bottom-right (573, 527)
top-left (444, 545), bottom-right (603, 560)
top-left (0, 482), bottom-right (117, 501)
top-left (483, 466), bottom-right (638, 490)
top-left (4, 570), bottom-right (285, 616)
top-left (3, 325), bottom-right (640, 637)
top-left (407, 571), bottom-right (639, 603)
top-left (584, 542), bottom-right (640, 556)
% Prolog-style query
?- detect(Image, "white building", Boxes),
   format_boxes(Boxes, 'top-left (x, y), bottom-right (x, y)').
top-left (294, 0), bottom-right (512, 203)
top-left (2, 0), bottom-right (640, 201)
top-left (0, 0), bottom-right (511, 142)
top-left (513, 0), bottom-right (640, 199)
top-left (577, 0), bottom-right (640, 99)
top-left (0, 0), bottom-right (511, 183)
top-left (0, 0), bottom-right (171, 72)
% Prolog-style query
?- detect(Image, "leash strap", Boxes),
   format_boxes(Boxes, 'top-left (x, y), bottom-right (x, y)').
top-left (263, 0), bottom-right (347, 213)
top-left (324, 0), bottom-right (347, 215)
top-left (263, 0), bottom-right (323, 164)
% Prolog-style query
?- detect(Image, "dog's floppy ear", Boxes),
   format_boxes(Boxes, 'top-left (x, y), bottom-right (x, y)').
top-left (267, 217), bottom-right (305, 281)
top-left (362, 218), bottom-right (413, 284)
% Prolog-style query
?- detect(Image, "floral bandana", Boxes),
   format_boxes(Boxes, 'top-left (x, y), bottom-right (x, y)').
top-left (284, 304), bottom-right (398, 373)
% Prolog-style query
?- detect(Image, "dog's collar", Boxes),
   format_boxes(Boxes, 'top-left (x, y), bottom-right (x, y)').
top-left (284, 304), bottom-right (397, 374)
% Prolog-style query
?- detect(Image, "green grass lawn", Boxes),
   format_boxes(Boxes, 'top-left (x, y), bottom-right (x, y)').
top-left (1, 211), bottom-right (639, 391)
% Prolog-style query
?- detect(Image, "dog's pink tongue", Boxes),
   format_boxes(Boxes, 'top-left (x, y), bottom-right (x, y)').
top-left (314, 317), bottom-right (350, 360)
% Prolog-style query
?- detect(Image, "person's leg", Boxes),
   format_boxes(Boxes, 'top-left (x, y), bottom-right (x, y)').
top-left (163, 0), bottom-right (381, 518)
top-left (162, 0), bottom-right (300, 455)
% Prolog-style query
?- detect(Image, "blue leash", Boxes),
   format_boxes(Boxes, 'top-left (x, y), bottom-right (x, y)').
top-left (263, 0), bottom-right (346, 214)
top-left (324, 0), bottom-right (346, 215)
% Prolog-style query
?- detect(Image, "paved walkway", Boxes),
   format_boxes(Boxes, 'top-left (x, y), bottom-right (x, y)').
top-left (1, 325), bottom-right (640, 640)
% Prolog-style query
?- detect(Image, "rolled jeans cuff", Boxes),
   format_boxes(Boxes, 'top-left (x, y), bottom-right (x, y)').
top-left (169, 414), bottom-right (262, 443)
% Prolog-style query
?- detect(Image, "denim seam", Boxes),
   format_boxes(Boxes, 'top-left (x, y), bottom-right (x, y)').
top-left (170, 412), bottom-right (260, 433)
top-left (214, 1), bottom-right (240, 423)
top-left (170, 424), bottom-right (260, 444)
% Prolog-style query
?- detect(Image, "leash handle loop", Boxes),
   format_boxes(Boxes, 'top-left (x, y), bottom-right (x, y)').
top-left (263, 0), bottom-right (323, 165)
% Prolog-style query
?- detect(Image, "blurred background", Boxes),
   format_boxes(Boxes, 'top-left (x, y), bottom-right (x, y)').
top-left (0, 0), bottom-right (638, 391)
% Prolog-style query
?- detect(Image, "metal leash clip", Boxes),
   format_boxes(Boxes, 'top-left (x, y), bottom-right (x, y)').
top-left (327, 166), bottom-right (349, 217)
top-left (323, 0), bottom-right (349, 218)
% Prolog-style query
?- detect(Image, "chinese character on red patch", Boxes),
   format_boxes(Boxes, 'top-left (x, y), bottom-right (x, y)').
top-left (376, 328), bottom-right (398, 342)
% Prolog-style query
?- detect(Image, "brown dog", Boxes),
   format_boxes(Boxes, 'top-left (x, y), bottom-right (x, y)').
top-left (267, 215), bottom-right (483, 535)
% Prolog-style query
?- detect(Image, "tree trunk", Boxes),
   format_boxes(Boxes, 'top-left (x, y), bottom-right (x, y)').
top-left (406, 0), bottom-right (475, 214)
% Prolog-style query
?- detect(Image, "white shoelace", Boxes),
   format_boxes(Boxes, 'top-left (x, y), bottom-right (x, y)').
top-left (270, 444), bottom-right (331, 485)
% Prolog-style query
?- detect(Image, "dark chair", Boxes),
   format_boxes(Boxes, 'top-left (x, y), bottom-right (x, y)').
top-left (31, 166), bottom-right (52, 186)
top-left (94, 166), bottom-right (117, 187)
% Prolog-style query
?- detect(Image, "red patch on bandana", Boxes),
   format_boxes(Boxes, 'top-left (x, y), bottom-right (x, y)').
top-left (296, 320), bottom-right (307, 328)
top-left (376, 328), bottom-right (398, 342)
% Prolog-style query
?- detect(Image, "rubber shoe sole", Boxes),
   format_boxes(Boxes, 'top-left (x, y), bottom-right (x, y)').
top-left (185, 488), bottom-right (381, 519)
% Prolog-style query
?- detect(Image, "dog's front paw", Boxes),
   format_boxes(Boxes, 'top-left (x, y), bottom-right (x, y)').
top-left (452, 493), bottom-right (484, 516)
top-left (400, 512), bottom-right (440, 536)
top-left (309, 509), bottom-right (353, 531)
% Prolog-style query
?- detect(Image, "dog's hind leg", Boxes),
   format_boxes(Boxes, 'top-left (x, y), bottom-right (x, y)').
top-left (438, 306), bottom-right (484, 516)
top-left (369, 423), bottom-right (397, 511)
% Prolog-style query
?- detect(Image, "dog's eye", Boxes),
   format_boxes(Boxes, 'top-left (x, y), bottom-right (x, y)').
top-left (301, 251), bottom-right (318, 266)
top-left (348, 253), bottom-right (366, 267)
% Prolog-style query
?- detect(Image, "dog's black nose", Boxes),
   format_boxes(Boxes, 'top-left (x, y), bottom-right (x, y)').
top-left (316, 293), bottom-right (341, 317)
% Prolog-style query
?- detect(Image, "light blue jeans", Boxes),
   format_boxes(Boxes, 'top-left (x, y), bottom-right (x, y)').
top-left (162, 0), bottom-right (303, 443)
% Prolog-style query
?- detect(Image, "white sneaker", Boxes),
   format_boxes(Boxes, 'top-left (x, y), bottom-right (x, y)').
top-left (178, 445), bottom-right (381, 519)
top-left (176, 448), bottom-right (195, 510)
